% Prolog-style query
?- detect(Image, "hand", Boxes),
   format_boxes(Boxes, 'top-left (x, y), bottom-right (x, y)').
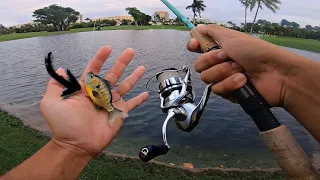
top-left (40, 46), bottom-right (149, 158)
top-left (187, 24), bottom-right (297, 107)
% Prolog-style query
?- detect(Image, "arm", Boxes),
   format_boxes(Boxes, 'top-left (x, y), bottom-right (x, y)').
top-left (1, 46), bottom-right (148, 179)
top-left (187, 24), bottom-right (320, 143)
top-left (284, 54), bottom-right (320, 142)
top-left (1, 140), bottom-right (92, 180)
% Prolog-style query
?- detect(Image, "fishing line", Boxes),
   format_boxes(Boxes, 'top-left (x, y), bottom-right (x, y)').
top-left (159, 21), bottom-right (186, 65)
top-left (144, 20), bottom-right (188, 93)
top-left (86, 21), bottom-right (123, 103)
top-left (111, 89), bottom-right (122, 103)
top-left (88, 20), bottom-right (97, 62)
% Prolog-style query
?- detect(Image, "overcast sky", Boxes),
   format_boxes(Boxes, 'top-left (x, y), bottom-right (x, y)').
top-left (1, 0), bottom-right (319, 27)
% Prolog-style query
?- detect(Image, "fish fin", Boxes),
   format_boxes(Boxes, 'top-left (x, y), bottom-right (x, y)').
top-left (109, 108), bottom-right (128, 125)
top-left (92, 90), bottom-right (101, 98)
top-left (101, 79), bottom-right (112, 90)
top-left (94, 103), bottom-right (103, 110)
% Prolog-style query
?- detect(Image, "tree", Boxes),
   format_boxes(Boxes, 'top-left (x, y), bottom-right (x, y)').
top-left (174, 17), bottom-right (183, 26)
top-left (33, 4), bottom-right (79, 31)
top-left (125, 7), bottom-right (151, 26)
top-left (280, 19), bottom-right (300, 29)
top-left (186, 0), bottom-right (207, 24)
top-left (305, 25), bottom-right (313, 30)
top-left (239, 0), bottom-right (255, 32)
top-left (291, 22), bottom-right (300, 28)
top-left (280, 19), bottom-right (290, 27)
top-left (154, 14), bottom-right (160, 22)
top-left (121, 19), bottom-right (129, 25)
top-left (227, 21), bottom-right (236, 27)
top-left (85, 18), bottom-right (91, 22)
top-left (250, 0), bottom-right (281, 34)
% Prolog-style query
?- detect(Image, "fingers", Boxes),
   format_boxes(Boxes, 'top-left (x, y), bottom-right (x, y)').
top-left (45, 68), bottom-right (67, 97)
top-left (117, 66), bottom-right (146, 96)
top-left (80, 46), bottom-right (112, 82)
top-left (187, 38), bottom-right (202, 53)
top-left (127, 92), bottom-right (149, 112)
top-left (200, 61), bottom-right (243, 84)
top-left (196, 24), bottom-right (245, 46)
top-left (194, 50), bottom-right (228, 72)
top-left (104, 48), bottom-right (136, 87)
top-left (211, 73), bottom-right (247, 97)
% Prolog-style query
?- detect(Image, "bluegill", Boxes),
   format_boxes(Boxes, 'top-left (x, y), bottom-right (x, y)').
top-left (84, 72), bottom-right (128, 124)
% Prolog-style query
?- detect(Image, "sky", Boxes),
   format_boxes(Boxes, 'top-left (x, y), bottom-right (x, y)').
top-left (1, 0), bottom-right (319, 27)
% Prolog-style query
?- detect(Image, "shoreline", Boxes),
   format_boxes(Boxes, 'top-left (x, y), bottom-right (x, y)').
top-left (0, 109), bottom-right (286, 179)
top-left (0, 25), bottom-right (188, 42)
top-left (1, 26), bottom-right (319, 54)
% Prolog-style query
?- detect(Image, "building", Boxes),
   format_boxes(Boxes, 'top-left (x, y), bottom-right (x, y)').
top-left (92, 16), bottom-right (134, 22)
top-left (195, 18), bottom-right (214, 24)
top-left (77, 14), bottom-right (83, 23)
top-left (195, 18), bottom-right (225, 25)
top-left (154, 11), bottom-right (169, 21)
top-left (13, 21), bottom-right (40, 28)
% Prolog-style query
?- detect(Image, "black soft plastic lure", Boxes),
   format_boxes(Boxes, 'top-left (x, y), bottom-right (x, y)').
top-left (45, 52), bottom-right (81, 97)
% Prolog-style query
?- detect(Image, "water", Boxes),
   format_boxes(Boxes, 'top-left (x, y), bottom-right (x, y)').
top-left (0, 30), bottom-right (319, 169)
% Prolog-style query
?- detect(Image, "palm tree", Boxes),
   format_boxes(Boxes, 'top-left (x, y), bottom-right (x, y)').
top-left (186, 0), bottom-right (207, 24)
top-left (239, 0), bottom-right (255, 32)
top-left (250, 0), bottom-right (281, 34)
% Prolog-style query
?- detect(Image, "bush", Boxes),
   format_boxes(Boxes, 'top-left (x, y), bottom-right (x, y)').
top-left (46, 26), bottom-right (57, 32)
top-left (70, 23), bottom-right (85, 29)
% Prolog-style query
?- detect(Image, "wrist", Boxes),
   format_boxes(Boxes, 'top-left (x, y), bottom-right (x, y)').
top-left (282, 56), bottom-right (320, 112)
top-left (51, 139), bottom-right (93, 165)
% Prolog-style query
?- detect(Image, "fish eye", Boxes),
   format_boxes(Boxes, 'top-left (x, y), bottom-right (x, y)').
top-left (96, 85), bottom-right (100, 89)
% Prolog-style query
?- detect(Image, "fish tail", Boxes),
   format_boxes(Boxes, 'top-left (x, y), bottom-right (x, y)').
top-left (109, 108), bottom-right (128, 125)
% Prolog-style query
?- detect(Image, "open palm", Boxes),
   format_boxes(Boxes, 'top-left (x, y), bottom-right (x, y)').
top-left (40, 46), bottom-right (148, 157)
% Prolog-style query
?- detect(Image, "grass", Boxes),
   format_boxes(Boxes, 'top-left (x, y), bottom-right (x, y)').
top-left (0, 109), bottom-right (285, 179)
top-left (0, 25), bottom-right (188, 42)
top-left (261, 36), bottom-right (320, 53)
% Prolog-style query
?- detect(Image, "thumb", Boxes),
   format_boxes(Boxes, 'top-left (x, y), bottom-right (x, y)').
top-left (196, 24), bottom-right (245, 46)
top-left (44, 68), bottom-right (68, 97)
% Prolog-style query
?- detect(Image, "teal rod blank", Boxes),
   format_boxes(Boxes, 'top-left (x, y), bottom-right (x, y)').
top-left (160, 0), bottom-right (195, 30)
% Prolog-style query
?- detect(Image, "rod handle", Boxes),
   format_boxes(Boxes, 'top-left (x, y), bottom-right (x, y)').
top-left (139, 144), bottom-right (169, 162)
top-left (190, 29), bottom-right (220, 52)
top-left (260, 125), bottom-right (319, 179)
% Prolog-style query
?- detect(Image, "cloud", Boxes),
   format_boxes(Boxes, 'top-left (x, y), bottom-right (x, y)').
top-left (0, 0), bottom-right (319, 27)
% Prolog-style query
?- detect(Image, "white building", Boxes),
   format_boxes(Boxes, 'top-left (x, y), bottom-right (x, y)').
top-left (195, 18), bottom-right (214, 24)
top-left (77, 14), bottom-right (83, 23)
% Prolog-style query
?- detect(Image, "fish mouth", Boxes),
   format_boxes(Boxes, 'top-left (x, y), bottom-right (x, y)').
top-left (85, 71), bottom-right (94, 84)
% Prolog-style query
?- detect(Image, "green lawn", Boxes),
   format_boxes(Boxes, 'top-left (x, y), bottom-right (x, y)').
top-left (0, 25), bottom-right (188, 42)
top-left (0, 110), bottom-right (285, 180)
top-left (261, 36), bottom-right (320, 53)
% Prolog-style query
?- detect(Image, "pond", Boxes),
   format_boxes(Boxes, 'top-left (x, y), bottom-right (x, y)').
top-left (0, 30), bottom-right (319, 169)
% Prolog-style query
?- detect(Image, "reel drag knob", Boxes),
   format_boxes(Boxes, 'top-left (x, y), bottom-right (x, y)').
top-left (139, 145), bottom-right (169, 162)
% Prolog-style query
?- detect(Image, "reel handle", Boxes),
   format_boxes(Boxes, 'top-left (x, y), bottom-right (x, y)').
top-left (139, 144), bottom-right (169, 162)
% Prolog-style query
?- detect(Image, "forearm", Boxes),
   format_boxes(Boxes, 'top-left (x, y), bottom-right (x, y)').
top-left (1, 140), bottom-right (92, 180)
top-left (283, 53), bottom-right (320, 143)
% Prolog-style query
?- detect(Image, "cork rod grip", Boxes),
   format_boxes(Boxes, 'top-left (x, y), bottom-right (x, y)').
top-left (260, 125), bottom-right (319, 180)
top-left (190, 29), bottom-right (220, 52)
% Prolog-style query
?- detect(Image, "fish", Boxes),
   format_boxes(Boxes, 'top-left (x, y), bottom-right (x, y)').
top-left (84, 71), bottom-right (128, 124)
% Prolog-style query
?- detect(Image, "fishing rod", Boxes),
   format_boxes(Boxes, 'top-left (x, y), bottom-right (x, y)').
top-left (138, 0), bottom-right (319, 179)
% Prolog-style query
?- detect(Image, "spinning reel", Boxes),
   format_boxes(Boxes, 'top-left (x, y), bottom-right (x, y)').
top-left (139, 66), bottom-right (212, 162)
